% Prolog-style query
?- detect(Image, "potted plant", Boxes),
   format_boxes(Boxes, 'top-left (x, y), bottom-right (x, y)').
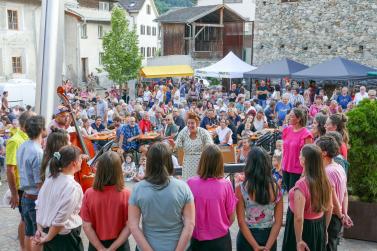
top-left (343, 99), bottom-right (377, 242)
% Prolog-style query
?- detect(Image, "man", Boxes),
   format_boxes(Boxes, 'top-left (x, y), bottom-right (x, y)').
top-left (118, 116), bottom-right (141, 153)
top-left (48, 106), bottom-right (70, 134)
top-left (257, 80), bottom-right (269, 108)
top-left (253, 110), bottom-right (268, 132)
top-left (368, 89), bottom-right (376, 100)
top-left (264, 101), bottom-right (276, 128)
top-left (96, 94), bottom-right (108, 125)
top-left (275, 94), bottom-right (292, 126)
top-left (17, 115), bottom-right (45, 251)
top-left (6, 111), bottom-right (34, 251)
top-left (235, 96), bottom-right (245, 113)
top-left (91, 116), bottom-right (106, 133)
top-left (289, 87), bottom-right (305, 107)
top-left (200, 109), bottom-right (218, 129)
top-left (336, 87), bottom-right (352, 110)
top-left (2, 91), bottom-right (9, 113)
top-left (151, 109), bottom-right (164, 132)
top-left (354, 86), bottom-right (368, 105)
top-left (229, 83), bottom-right (238, 103)
top-left (172, 85), bottom-right (181, 107)
top-left (173, 108), bottom-right (185, 132)
top-left (139, 112), bottom-right (152, 133)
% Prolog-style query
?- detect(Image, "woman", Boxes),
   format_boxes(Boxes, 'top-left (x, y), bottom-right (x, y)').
top-left (175, 112), bottom-right (213, 180)
top-left (40, 128), bottom-right (70, 181)
top-left (282, 144), bottom-right (333, 251)
top-left (311, 113), bottom-right (327, 139)
top-left (236, 147), bottom-right (283, 251)
top-left (325, 113), bottom-right (349, 160)
top-left (237, 137), bottom-right (251, 163)
top-left (35, 146), bottom-right (84, 251)
top-left (81, 152), bottom-right (131, 251)
top-left (81, 117), bottom-right (96, 137)
top-left (282, 108), bottom-right (313, 191)
top-left (128, 143), bottom-right (195, 251)
top-left (187, 144), bottom-right (237, 251)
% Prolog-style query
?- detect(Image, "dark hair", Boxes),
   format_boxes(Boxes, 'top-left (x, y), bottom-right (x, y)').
top-left (18, 111), bottom-right (34, 129)
top-left (301, 144), bottom-right (331, 212)
top-left (40, 128), bottom-right (69, 181)
top-left (316, 135), bottom-right (340, 158)
top-left (244, 147), bottom-right (276, 205)
top-left (197, 144), bottom-right (224, 179)
top-left (329, 114), bottom-right (349, 146)
top-left (25, 115), bottom-right (45, 140)
top-left (145, 142), bottom-right (173, 186)
top-left (314, 113), bottom-right (328, 137)
top-left (325, 131), bottom-right (343, 148)
top-left (49, 145), bottom-right (81, 178)
top-left (95, 116), bottom-right (102, 121)
top-left (93, 151), bottom-right (124, 192)
top-left (292, 107), bottom-right (307, 127)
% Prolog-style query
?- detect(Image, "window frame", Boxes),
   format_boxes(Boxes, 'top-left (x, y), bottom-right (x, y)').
top-left (147, 26), bottom-right (151, 36)
top-left (147, 5), bottom-right (151, 15)
top-left (140, 25), bottom-right (145, 35)
top-left (7, 9), bottom-right (19, 30)
top-left (140, 47), bottom-right (145, 58)
top-left (81, 23), bottom-right (88, 39)
top-left (99, 52), bottom-right (104, 65)
top-left (152, 27), bottom-right (157, 36)
top-left (147, 47), bottom-right (151, 57)
top-left (98, 25), bottom-right (104, 39)
top-left (12, 56), bottom-right (22, 74)
top-left (99, 1), bottom-right (110, 11)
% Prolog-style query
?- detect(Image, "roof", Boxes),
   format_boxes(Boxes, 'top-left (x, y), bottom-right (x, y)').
top-left (155, 4), bottom-right (245, 23)
top-left (66, 7), bottom-right (111, 22)
top-left (140, 65), bottom-right (194, 78)
top-left (118, 0), bottom-right (146, 13)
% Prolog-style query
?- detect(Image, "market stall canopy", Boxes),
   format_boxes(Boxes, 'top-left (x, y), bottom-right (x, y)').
top-left (140, 65), bottom-right (194, 78)
top-left (368, 72), bottom-right (377, 76)
top-left (195, 51), bottom-right (256, 78)
top-left (244, 58), bottom-right (308, 79)
top-left (291, 57), bottom-right (377, 81)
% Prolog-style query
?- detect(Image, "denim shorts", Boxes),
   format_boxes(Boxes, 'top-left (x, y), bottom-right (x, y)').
top-left (21, 196), bottom-right (37, 236)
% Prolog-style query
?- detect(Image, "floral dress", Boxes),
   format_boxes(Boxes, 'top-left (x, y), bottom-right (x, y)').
top-left (175, 127), bottom-right (213, 180)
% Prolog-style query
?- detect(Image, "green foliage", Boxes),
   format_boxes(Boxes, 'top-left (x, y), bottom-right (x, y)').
top-left (155, 0), bottom-right (194, 13)
top-left (347, 99), bottom-right (377, 202)
top-left (102, 7), bottom-right (141, 85)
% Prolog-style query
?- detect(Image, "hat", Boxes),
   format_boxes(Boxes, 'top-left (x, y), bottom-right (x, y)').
top-left (54, 105), bottom-right (69, 116)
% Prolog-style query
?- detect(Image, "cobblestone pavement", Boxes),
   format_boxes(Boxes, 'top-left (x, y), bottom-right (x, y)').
top-left (0, 178), bottom-right (376, 251)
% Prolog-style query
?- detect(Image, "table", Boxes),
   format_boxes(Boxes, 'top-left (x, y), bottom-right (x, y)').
top-left (86, 132), bottom-right (116, 141)
top-left (139, 133), bottom-right (161, 141)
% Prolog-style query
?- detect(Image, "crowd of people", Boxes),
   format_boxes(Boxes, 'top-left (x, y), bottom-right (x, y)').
top-left (1, 76), bottom-right (370, 251)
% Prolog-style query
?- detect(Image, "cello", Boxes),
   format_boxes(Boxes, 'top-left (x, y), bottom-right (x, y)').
top-left (56, 87), bottom-right (96, 192)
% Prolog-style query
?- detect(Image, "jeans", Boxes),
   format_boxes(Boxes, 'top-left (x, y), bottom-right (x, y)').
top-left (258, 99), bottom-right (267, 109)
top-left (21, 196), bottom-right (37, 236)
top-left (327, 215), bottom-right (342, 251)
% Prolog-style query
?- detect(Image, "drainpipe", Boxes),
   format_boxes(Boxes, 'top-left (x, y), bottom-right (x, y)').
top-left (186, 23), bottom-right (192, 56)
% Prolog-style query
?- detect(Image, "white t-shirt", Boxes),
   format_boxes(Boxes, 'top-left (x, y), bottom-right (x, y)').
top-left (143, 90), bottom-right (152, 102)
top-left (173, 90), bottom-right (180, 105)
top-left (216, 126), bottom-right (233, 145)
top-left (253, 116), bottom-right (267, 132)
top-left (354, 92), bottom-right (368, 105)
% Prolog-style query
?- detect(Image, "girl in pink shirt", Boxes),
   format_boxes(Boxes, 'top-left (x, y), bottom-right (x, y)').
top-left (282, 108), bottom-right (313, 191)
top-left (282, 144), bottom-right (333, 251)
top-left (187, 144), bottom-right (237, 251)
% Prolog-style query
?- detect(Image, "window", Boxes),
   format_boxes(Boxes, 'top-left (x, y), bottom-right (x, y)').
top-left (224, 0), bottom-right (242, 3)
top-left (98, 25), bottom-right (104, 38)
top-left (140, 25), bottom-right (145, 35)
top-left (7, 10), bottom-right (18, 30)
top-left (81, 23), bottom-right (87, 39)
top-left (140, 47), bottom-right (145, 58)
top-left (99, 52), bottom-right (104, 65)
top-left (152, 27), bottom-right (157, 36)
top-left (147, 26), bottom-right (151, 35)
top-left (99, 1), bottom-right (110, 11)
top-left (152, 47), bottom-right (156, 56)
top-left (147, 4), bottom-right (151, 14)
top-left (147, 47), bottom-right (151, 57)
top-left (12, 57), bottom-right (22, 73)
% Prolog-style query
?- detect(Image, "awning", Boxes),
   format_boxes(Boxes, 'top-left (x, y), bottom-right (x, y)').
top-left (140, 65), bottom-right (194, 78)
top-left (368, 72), bottom-right (377, 76)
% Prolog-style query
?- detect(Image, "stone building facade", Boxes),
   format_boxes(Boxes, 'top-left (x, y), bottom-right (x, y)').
top-left (253, 0), bottom-right (377, 67)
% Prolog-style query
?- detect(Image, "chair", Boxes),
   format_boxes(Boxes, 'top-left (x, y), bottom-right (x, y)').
top-left (220, 145), bottom-right (237, 164)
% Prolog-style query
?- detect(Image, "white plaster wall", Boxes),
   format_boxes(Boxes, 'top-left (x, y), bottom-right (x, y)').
top-left (0, 2), bottom-right (41, 81)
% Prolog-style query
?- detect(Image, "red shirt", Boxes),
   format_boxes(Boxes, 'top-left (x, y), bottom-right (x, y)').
top-left (81, 186), bottom-right (131, 240)
top-left (139, 119), bottom-right (152, 133)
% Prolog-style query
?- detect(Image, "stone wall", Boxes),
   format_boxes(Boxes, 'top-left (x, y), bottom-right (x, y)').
top-left (253, 0), bottom-right (377, 68)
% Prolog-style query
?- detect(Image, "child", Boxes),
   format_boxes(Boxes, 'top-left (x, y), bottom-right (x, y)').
top-left (274, 139), bottom-right (283, 156)
top-left (122, 154), bottom-right (136, 182)
top-left (133, 155), bottom-right (146, 182)
top-left (272, 151), bottom-right (284, 193)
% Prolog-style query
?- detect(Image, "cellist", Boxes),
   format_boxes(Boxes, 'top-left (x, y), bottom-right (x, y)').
top-left (47, 106), bottom-right (71, 135)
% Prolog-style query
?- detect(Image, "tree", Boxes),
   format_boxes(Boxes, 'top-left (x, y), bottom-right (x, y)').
top-left (102, 7), bottom-right (141, 85)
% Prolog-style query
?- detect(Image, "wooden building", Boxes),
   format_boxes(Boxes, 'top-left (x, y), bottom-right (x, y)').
top-left (155, 5), bottom-right (245, 60)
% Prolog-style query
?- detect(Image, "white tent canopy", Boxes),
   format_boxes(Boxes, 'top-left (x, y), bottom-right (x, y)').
top-left (195, 51), bottom-right (257, 78)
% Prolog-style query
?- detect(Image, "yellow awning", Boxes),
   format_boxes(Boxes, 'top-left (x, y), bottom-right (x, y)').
top-left (140, 65), bottom-right (194, 78)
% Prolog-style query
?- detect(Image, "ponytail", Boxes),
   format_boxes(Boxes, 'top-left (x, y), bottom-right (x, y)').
top-left (49, 145), bottom-right (81, 178)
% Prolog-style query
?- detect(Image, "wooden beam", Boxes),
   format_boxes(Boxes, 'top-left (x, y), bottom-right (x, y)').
top-left (194, 26), bottom-right (205, 38)
top-left (193, 22), bottom-right (224, 28)
top-left (220, 7), bottom-right (224, 25)
top-left (192, 23), bottom-right (196, 53)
